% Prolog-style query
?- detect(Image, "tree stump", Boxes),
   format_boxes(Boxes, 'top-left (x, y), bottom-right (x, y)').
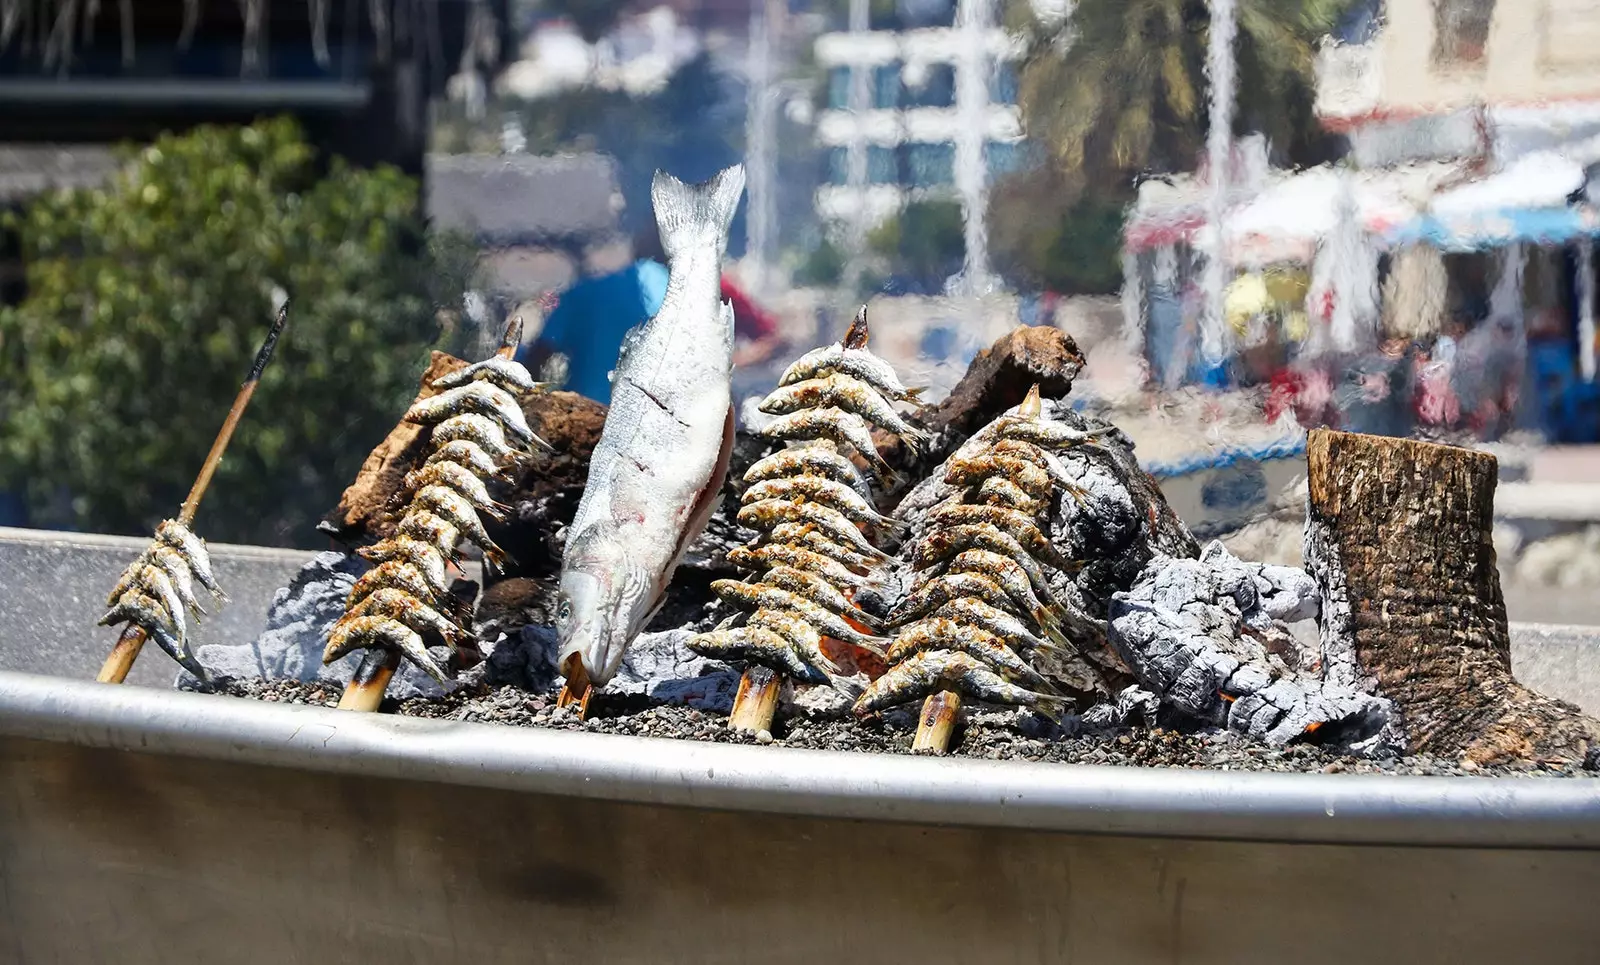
top-left (1304, 429), bottom-right (1597, 765)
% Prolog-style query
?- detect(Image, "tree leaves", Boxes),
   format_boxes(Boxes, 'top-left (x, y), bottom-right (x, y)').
top-left (0, 117), bottom-right (448, 547)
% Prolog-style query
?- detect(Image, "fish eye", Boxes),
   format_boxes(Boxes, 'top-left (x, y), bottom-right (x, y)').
top-left (557, 596), bottom-right (572, 626)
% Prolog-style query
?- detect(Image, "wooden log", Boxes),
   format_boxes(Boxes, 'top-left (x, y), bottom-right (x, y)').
top-left (337, 649), bottom-right (401, 712)
top-left (727, 666), bottom-right (781, 735)
top-left (1304, 429), bottom-right (1598, 765)
top-left (911, 690), bottom-right (962, 755)
top-left (556, 652), bottom-right (594, 719)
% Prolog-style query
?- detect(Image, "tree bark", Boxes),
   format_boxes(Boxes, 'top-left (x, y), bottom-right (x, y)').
top-left (1305, 429), bottom-right (1597, 765)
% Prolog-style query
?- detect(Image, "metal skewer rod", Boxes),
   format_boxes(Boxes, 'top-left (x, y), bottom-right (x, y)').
top-left (338, 315), bottom-right (525, 712)
top-left (98, 305), bottom-right (289, 684)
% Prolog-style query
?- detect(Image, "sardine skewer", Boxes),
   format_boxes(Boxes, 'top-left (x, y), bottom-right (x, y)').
top-left (98, 304), bottom-right (288, 684)
top-left (339, 314), bottom-right (527, 712)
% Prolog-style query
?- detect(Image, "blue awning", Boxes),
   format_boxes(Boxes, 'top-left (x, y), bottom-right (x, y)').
top-left (1385, 206), bottom-right (1600, 252)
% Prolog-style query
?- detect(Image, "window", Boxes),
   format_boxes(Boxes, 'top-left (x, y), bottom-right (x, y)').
top-left (826, 147), bottom-right (850, 186)
top-left (989, 64), bottom-right (1020, 105)
top-left (872, 62), bottom-right (903, 110)
top-left (901, 64), bottom-right (955, 108)
top-left (1432, 0), bottom-right (1495, 71)
top-left (868, 146), bottom-right (899, 184)
top-left (826, 68), bottom-right (851, 110)
top-left (905, 143), bottom-right (955, 186)
top-left (986, 140), bottom-right (1030, 178)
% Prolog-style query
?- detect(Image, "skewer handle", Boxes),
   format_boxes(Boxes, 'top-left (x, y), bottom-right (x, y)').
top-left (338, 649), bottom-right (401, 711)
top-left (911, 690), bottom-right (962, 755)
top-left (728, 666), bottom-right (782, 735)
top-left (96, 625), bottom-right (148, 684)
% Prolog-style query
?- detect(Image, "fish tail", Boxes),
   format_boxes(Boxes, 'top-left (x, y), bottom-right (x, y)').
top-left (1030, 692), bottom-right (1072, 722)
top-left (902, 385), bottom-right (931, 408)
top-left (827, 672), bottom-right (867, 699)
top-left (651, 164), bottom-right (747, 260)
top-left (529, 432), bottom-right (556, 453)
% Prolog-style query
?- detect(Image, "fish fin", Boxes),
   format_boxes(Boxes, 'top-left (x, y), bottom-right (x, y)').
top-left (663, 403), bottom-right (737, 582)
top-left (651, 164), bottom-right (747, 260)
top-left (843, 306), bottom-right (870, 348)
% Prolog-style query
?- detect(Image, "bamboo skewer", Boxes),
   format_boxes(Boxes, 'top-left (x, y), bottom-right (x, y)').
top-left (336, 315), bottom-right (525, 711)
top-left (912, 690), bottom-right (962, 754)
top-left (97, 305), bottom-right (289, 684)
top-left (728, 666), bottom-right (782, 734)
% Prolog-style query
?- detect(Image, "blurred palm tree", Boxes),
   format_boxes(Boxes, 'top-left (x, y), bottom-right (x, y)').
top-left (1015, 0), bottom-right (1351, 195)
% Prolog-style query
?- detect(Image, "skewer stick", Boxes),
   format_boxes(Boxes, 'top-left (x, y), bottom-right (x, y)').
top-left (336, 315), bottom-right (524, 711)
top-left (728, 666), bottom-right (782, 734)
top-left (97, 305), bottom-right (289, 684)
top-left (911, 689), bottom-right (962, 755)
top-left (337, 649), bottom-right (402, 711)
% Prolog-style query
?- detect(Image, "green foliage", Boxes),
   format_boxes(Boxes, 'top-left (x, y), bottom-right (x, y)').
top-left (793, 237), bottom-right (846, 288)
top-left (1018, 0), bottom-right (1350, 193)
top-left (866, 200), bottom-right (966, 293)
top-left (0, 117), bottom-right (449, 546)
top-left (989, 166), bottom-right (1127, 295)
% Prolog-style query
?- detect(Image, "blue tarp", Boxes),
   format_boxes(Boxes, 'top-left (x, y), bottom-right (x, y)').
top-left (1386, 207), bottom-right (1600, 252)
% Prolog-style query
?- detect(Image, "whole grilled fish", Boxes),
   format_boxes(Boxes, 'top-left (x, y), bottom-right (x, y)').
top-left (557, 164), bottom-right (746, 686)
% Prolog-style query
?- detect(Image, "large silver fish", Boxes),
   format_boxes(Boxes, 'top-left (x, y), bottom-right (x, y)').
top-left (557, 164), bottom-right (746, 686)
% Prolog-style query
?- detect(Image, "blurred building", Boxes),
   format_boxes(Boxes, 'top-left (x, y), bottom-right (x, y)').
top-left (1124, 0), bottom-right (1600, 443)
top-left (811, 0), bottom-right (1026, 235)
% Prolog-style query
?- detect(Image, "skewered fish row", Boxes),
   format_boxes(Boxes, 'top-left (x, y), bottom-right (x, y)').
top-left (325, 353), bottom-right (549, 686)
top-left (689, 308), bottom-right (923, 726)
top-left (98, 519), bottom-right (227, 678)
top-left (854, 386), bottom-right (1107, 741)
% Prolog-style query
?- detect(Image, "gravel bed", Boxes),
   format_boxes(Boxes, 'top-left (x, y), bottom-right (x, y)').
top-left (207, 677), bottom-right (1598, 777)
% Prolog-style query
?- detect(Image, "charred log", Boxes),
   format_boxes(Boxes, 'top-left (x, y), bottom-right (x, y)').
top-left (1305, 429), bottom-right (1599, 765)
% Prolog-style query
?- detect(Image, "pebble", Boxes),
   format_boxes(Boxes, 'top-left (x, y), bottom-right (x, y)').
top-left (202, 679), bottom-right (1598, 778)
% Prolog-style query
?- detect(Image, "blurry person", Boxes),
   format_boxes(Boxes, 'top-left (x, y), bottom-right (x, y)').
top-left (518, 225), bottom-right (785, 404)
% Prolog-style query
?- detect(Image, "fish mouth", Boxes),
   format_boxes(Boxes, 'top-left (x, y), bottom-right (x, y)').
top-left (558, 627), bottom-right (628, 688)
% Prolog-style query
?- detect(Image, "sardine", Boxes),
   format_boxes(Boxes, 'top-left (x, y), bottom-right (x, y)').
top-left (725, 543), bottom-right (880, 588)
top-left (356, 536), bottom-right (452, 597)
top-left (758, 565), bottom-right (883, 630)
top-left (411, 486), bottom-right (510, 565)
top-left (348, 561), bottom-right (440, 611)
top-left (943, 549), bottom-right (1059, 628)
top-left (759, 407), bottom-right (895, 481)
top-left (887, 618), bottom-right (1052, 691)
top-left (743, 443), bottom-right (873, 501)
top-left (156, 519), bottom-right (225, 600)
top-left (935, 597), bottom-right (1058, 654)
top-left (687, 626), bottom-right (818, 680)
top-left (994, 416), bottom-right (1116, 451)
top-left (973, 476), bottom-right (1046, 515)
top-left (134, 563), bottom-right (190, 647)
top-left (736, 499), bottom-right (889, 560)
top-left (740, 476), bottom-right (897, 529)
top-left (745, 607), bottom-right (841, 674)
top-left (405, 381), bottom-right (550, 451)
top-left (912, 524), bottom-right (1070, 597)
top-left (767, 522), bottom-right (882, 571)
top-left (404, 461), bottom-right (506, 517)
top-left (924, 502), bottom-right (1075, 571)
top-left (426, 439), bottom-right (510, 480)
top-left (853, 650), bottom-right (1067, 716)
top-left (432, 355), bottom-right (547, 396)
top-left (98, 589), bottom-right (203, 677)
top-left (893, 572), bottom-right (1038, 630)
top-left (759, 373), bottom-right (929, 452)
top-left (395, 510), bottom-right (462, 561)
top-left (324, 615), bottom-right (448, 685)
top-left (945, 453), bottom-right (1053, 499)
top-left (558, 165), bottom-right (746, 687)
top-left (709, 580), bottom-right (887, 652)
top-left (779, 307), bottom-right (923, 404)
top-left (339, 587), bottom-right (467, 644)
top-left (429, 413), bottom-right (522, 461)
top-left (146, 544), bottom-right (208, 617)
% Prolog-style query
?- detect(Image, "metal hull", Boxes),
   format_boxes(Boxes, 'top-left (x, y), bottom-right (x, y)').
top-left (3, 671), bottom-right (1599, 964)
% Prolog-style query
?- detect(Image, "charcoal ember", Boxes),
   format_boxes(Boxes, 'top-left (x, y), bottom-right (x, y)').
top-left (1107, 541), bottom-right (1399, 753)
top-left (175, 551), bottom-right (449, 700)
top-left (490, 390), bottom-right (608, 580)
top-left (481, 624), bottom-right (562, 692)
top-left (323, 351), bottom-right (470, 544)
top-left (595, 628), bottom-right (740, 712)
top-left (1080, 685), bottom-right (1160, 731)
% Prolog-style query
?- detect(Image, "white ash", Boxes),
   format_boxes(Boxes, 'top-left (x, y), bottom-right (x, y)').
top-left (594, 628), bottom-right (740, 713)
top-left (173, 551), bottom-right (448, 701)
top-left (1107, 541), bottom-right (1399, 754)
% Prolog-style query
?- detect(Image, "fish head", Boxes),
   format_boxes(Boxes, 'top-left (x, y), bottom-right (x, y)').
top-left (556, 528), bottom-right (656, 686)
